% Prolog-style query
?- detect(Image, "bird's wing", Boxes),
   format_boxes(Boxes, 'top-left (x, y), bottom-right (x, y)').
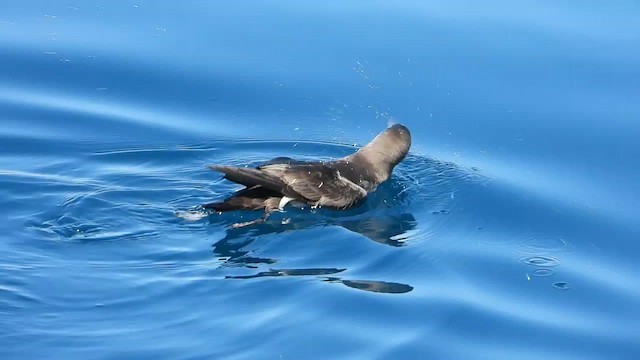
top-left (208, 165), bottom-right (287, 192)
top-left (256, 157), bottom-right (310, 169)
top-left (276, 164), bottom-right (368, 209)
top-left (209, 163), bottom-right (368, 209)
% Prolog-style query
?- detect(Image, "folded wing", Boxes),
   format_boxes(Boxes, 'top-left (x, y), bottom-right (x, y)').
top-left (208, 163), bottom-right (367, 209)
top-left (278, 164), bottom-right (367, 209)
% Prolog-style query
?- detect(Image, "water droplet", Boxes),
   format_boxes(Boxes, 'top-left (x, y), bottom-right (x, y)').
top-left (553, 282), bottom-right (570, 290)
top-left (532, 268), bottom-right (555, 277)
top-left (519, 256), bottom-right (561, 267)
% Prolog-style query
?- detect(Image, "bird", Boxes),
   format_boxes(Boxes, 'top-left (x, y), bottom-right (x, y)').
top-left (203, 123), bottom-right (411, 228)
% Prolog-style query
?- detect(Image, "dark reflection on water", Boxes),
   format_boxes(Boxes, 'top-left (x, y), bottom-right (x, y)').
top-left (326, 278), bottom-right (414, 294)
top-left (209, 200), bottom-right (418, 293)
top-left (225, 268), bottom-right (413, 294)
top-left (210, 228), bottom-right (277, 267)
top-left (338, 213), bottom-right (417, 247)
top-left (210, 211), bottom-right (418, 267)
top-left (225, 268), bottom-right (347, 279)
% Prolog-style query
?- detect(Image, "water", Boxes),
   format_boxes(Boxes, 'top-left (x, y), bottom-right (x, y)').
top-left (1, 1), bottom-right (639, 359)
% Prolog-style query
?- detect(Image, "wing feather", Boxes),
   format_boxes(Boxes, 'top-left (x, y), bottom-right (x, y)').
top-left (281, 165), bottom-right (367, 208)
top-left (208, 165), bottom-right (286, 192)
top-left (209, 162), bottom-right (367, 209)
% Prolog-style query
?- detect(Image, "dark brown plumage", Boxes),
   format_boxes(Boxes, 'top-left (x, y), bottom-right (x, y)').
top-left (204, 124), bottom-right (411, 227)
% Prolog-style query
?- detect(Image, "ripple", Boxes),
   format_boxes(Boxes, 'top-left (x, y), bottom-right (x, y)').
top-left (0, 85), bottom-right (226, 139)
top-left (532, 268), bottom-right (556, 277)
top-left (0, 283), bottom-right (41, 308)
top-left (28, 207), bottom-right (161, 243)
top-left (519, 256), bottom-right (562, 267)
top-left (518, 236), bottom-right (569, 254)
top-left (176, 209), bottom-right (209, 221)
top-left (475, 229), bottom-right (520, 246)
top-left (396, 155), bottom-right (487, 204)
top-left (29, 214), bottom-right (105, 240)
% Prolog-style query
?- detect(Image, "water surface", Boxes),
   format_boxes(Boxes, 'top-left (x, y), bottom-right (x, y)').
top-left (1, 1), bottom-right (639, 359)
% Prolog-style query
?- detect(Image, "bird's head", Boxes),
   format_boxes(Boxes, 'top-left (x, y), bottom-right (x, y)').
top-left (350, 124), bottom-right (412, 183)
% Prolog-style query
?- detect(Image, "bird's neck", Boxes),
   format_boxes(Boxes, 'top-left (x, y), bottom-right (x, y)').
top-left (341, 150), bottom-right (393, 188)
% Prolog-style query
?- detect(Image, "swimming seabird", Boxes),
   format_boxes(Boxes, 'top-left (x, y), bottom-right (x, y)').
top-left (204, 124), bottom-right (412, 227)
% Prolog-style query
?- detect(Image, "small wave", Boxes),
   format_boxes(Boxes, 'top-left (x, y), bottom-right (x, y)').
top-left (518, 236), bottom-right (569, 254)
top-left (176, 209), bottom-right (209, 222)
top-left (519, 256), bottom-right (562, 267)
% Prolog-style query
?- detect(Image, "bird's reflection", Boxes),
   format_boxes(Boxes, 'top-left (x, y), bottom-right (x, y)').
top-left (209, 211), bottom-right (417, 294)
top-left (208, 179), bottom-right (416, 294)
top-left (225, 267), bottom-right (413, 294)
top-left (210, 211), bottom-right (418, 266)
top-left (338, 213), bottom-right (417, 246)
top-left (225, 267), bottom-right (346, 279)
top-left (325, 278), bottom-right (414, 294)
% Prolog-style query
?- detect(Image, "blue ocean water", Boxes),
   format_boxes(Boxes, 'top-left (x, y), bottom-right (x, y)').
top-left (1, 1), bottom-right (639, 359)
